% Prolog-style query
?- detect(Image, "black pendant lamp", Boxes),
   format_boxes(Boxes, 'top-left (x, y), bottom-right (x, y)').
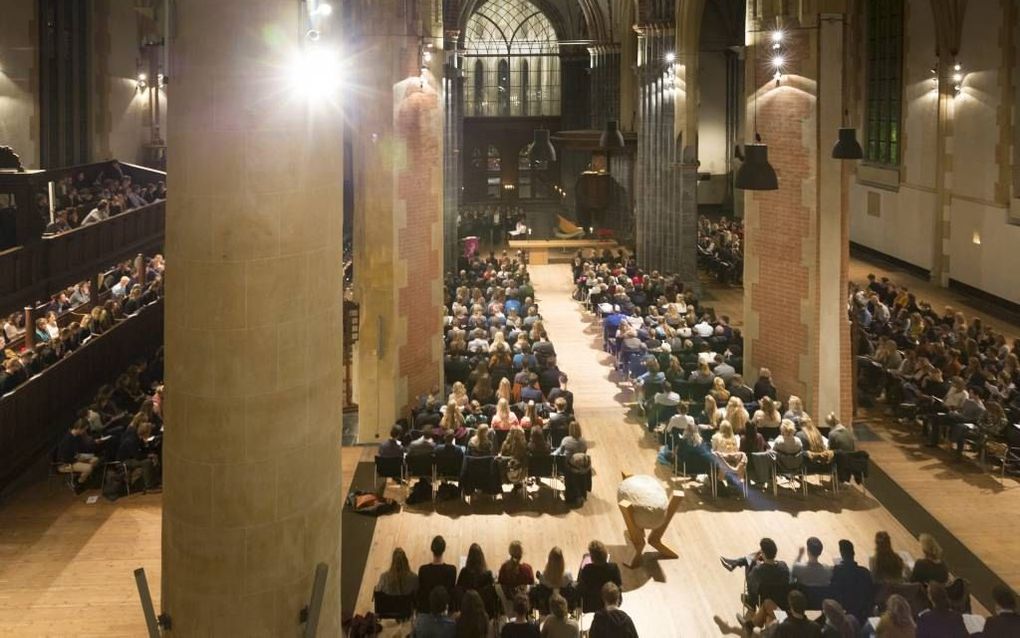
top-left (735, 134), bottom-right (778, 191)
top-left (831, 111), bottom-right (863, 159)
top-left (599, 119), bottom-right (626, 150)
top-left (528, 128), bottom-right (556, 163)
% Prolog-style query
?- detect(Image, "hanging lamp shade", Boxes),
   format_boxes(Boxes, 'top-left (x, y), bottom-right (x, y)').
top-left (599, 119), bottom-right (626, 150)
top-left (528, 128), bottom-right (556, 163)
top-left (734, 143), bottom-right (778, 191)
top-left (831, 127), bottom-right (864, 160)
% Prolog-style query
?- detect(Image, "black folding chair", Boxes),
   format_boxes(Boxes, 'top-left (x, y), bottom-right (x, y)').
top-left (373, 591), bottom-right (415, 622)
top-left (772, 451), bottom-right (806, 497)
top-left (526, 453), bottom-right (558, 500)
top-left (404, 453), bottom-right (435, 500)
top-left (375, 455), bottom-right (404, 486)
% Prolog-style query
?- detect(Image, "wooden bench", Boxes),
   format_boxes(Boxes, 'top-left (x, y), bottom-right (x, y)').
top-left (508, 239), bottom-right (621, 264)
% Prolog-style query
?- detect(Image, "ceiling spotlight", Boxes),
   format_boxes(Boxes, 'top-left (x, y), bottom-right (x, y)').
top-left (314, 2), bottom-right (332, 16)
top-left (952, 72), bottom-right (963, 82)
top-left (138, 72), bottom-right (147, 81)
top-left (290, 46), bottom-right (341, 99)
top-left (771, 31), bottom-right (783, 43)
top-left (954, 63), bottom-right (961, 71)
top-left (423, 51), bottom-right (432, 63)
top-left (665, 52), bottom-right (675, 63)
top-left (771, 56), bottom-right (784, 68)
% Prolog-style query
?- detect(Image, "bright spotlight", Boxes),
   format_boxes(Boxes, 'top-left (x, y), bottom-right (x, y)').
top-left (953, 63), bottom-right (961, 71)
top-left (314, 2), bottom-right (333, 16)
top-left (952, 72), bottom-right (963, 82)
top-left (771, 31), bottom-right (783, 43)
top-left (290, 46), bottom-right (341, 99)
top-left (665, 52), bottom-right (675, 63)
top-left (771, 56), bottom-right (784, 68)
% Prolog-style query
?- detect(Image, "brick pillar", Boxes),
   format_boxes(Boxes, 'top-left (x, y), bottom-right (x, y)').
top-left (742, 10), bottom-right (853, 421)
top-left (443, 49), bottom-right (463, 277)
top-left (350, 0), bottom-right (444, 442)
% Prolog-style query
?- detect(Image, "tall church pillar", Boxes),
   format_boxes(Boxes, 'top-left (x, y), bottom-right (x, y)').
top-left (741, 5), bottom-right (853, 420)
top-left (634, 22), bottom-right (694, 282)
top-left (162, 0), bottom-right (343, 633)
top-left (350, 0), bottom-right (444, 442)
top-left (589, 44), bottom-right (621, 130)
top-left (443, 40), bottom-right (464, 274)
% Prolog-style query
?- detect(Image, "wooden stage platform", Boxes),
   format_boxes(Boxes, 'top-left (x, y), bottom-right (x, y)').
top-left (508, 238), bottom-right (620, 264)
top-left (0, 261), bottom-right (1015, 636)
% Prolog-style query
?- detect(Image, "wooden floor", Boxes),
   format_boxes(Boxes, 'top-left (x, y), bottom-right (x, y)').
top-left (0, 257), bottom-right (1015, 636)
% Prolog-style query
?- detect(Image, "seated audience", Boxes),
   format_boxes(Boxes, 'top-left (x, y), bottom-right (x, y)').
top-left (915, 583), bottom-right (967, 638)
top-left (871, 531), bottom-right (909, 584)
top-left (540, 593), bottom-right (579, 638)
top-left (791, 537), bottom-right (833, 587)
top-left (456, 590), bottom-right (489, 637)
top-left (773, 589), bottom-right (821, 637)
top-left (829, 540), bottom-right (874, 625)
top-left (578, 540), bottom-right (622, 611)
top-left (876, 593), bottom-right (916, 637)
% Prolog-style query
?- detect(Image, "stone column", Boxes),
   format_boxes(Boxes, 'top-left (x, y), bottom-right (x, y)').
top-left (350, 0), bottom-right (444, 442)
top-left (443, 46), bottom-right (464, 274)
top-left (633, 23), bottom-right (694, 284)
top-left (741, 7), bottom-right (853, 420)
top-left (162, 0), bottom-right (343, 634)
top-left (589, 44), bottom-right (621, 130)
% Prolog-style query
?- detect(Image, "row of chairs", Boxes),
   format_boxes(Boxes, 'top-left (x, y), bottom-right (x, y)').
top-left (670, 442), bottom-right (864, 499)
top-left (375, 452), bottom-right (567, 502)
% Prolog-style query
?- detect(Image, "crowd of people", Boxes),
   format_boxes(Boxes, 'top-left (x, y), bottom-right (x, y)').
top-left (379, 251), bottom-right (592, 505)
top-left (714, 532), bottom-right (1018, 637)
top-left (55, 346), bottom-right (164, 495)
top-left (573, 250), bottom-right (862, 497)
top-left (0, 255), bottom-right (165, 395)
top-left (852, 273), bottom-right (1020, 465)
top-left (375, 535), bottom-right (637, 638)
top-left (458, 206), bottom-right (529, 244)
top-left (698, 215), bottom-right (743, 285)
top-left (40, 162), bottom-right (166, 236)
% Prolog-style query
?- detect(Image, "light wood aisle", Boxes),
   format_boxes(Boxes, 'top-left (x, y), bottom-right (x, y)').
top-left (355, 264), bottom-right (938, 636)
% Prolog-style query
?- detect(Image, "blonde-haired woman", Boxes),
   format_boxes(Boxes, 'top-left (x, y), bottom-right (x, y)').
top-left (703, 395), bottom-right (723, 428)
top-left (771, 419), bottom-right (803, 454)
top-left (796, 416), bottom-right (833, 463)
top-left (753, 396), bottom-right (782, 433)
top-left (782, 395), bottom-right (808, 426)
top-left (491, 397), bottom-right (519, 430)
top-left (500, 426), bottom-right (529, 487)
top-left (911, 533), bottom-right (949, 585)
top-left (439, 400), bottom-right (466, 434)
top-left (711, 420), bottom-right (746, 485)
top-left (497, 377), bottom-right (513, 403)
top-left (710, 377), bottom-right (730, 404)
top-left (725, 396), bottom-right (750, 434)
top-left (489, 330), bottom-right (511, 355)
top-left (448, 381), bottom-right (469, 409)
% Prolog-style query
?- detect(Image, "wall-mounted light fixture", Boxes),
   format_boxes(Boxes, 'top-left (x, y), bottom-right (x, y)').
top-left (951, 63), bottom-right (965, 96)
top-left (770, 29), bottom-right (786, 85)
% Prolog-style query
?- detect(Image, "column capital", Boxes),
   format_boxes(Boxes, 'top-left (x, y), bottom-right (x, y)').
top-left (633, 22), bottom-right (676, 38)
top-left (587, 43), bottom-right (622, 56)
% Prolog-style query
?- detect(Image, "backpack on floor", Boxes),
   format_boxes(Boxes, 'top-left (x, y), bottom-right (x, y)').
top-left (406, 479), bottom-right (433, 504)
top-left (345, 490), bottom-right (399, 516)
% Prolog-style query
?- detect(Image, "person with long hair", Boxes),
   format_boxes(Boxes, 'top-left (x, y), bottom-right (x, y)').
top-left (449, 381), bottom-right (470, 409)
top-left (497, 377), bottom-right (513, 403)
top-left (468, 425), bottom-right (494, 456)
top-left (772, 419), bottom-right (803, 455)
top-left (753, 396), bottom-right (782, 433)
top-left (528, 425), bottom-right (551, 456)
top-left (797, 416), bottom-right (834, 463)
top-left (472, 373), bottom-right (496, 404)
top-left (702, 394), bottom-right (722, 428)
top-left (821, 599), bottom-right (858, 637)
top-left (711, 420), bottom-right (747, 484)
top-left (554, 420), bottom-right (587, 456)
top-left (491, 397), bottom-right (520, 430)
top-left (782, 395), bottom-right (808, 426)
top-left (375, 547), bottom-right (418, 596)
top-left (875, 593), bottom-right (916, 637)
top-left (440, 400), bottom-right (466, 433)
top-left (455, 589), bottom-right (489, 637)
top-left (870, 531), bottom-right (907, 584)
top-left (456, 542), bottom-right (495, 597)
top-left (725, 396), bottom-right (750, 434)
top-left (709, 376), bottom-right (730, 404)
top-left (539, 546), bottom-right (574, 591)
